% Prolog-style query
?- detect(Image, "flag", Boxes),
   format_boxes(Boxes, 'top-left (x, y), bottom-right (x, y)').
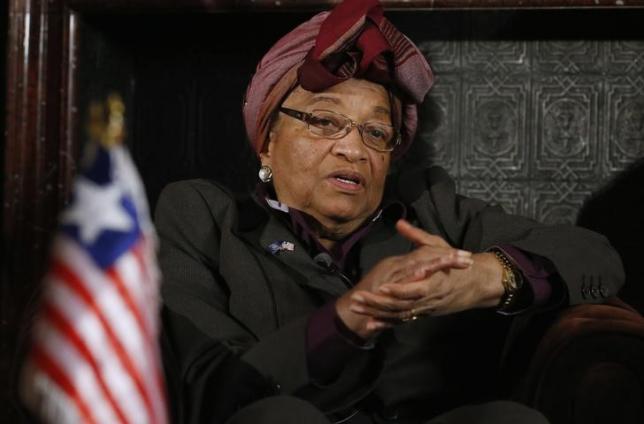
top-left (20, 96), bottom-right (168, 424)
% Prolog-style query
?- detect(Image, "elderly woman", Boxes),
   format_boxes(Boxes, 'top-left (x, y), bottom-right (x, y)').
top-left (155, 1), bottom-right (624, 423)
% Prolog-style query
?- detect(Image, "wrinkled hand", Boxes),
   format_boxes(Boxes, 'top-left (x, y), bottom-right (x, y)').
top-left (349, 220), bottom-right (505, 322)
top-left (335, 220), bottom-right (475, 339)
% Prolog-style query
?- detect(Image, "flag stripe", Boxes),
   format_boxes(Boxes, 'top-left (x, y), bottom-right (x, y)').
top-left (47, 275), bottom-right (149, 424)
top-left (132, 240), bottom-right (156, 313)
top-left (31, 344), bottom-right (97, 424)
top-left (106, 264), bottom-right (153, 346)
top-left (35, 319), bottom-right (123, 424)
top-left (131, 242), bottom-right (169, 414)
top-left (46, 274), bottom-right (145, 422)
top-left (51, 259), bottom-right (157, 422)
top-left (120, 245), bottom-right (153, 322)
top-left (107, 262), bottom-right (165, 423)
top-left (54, 238), bottom-right (152, 374)
top-left (42, 301), bottom-right (129, 424)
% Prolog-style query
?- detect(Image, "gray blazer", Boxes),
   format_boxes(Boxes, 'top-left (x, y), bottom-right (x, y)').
top-left (155, 166), bottom-right (624, 423)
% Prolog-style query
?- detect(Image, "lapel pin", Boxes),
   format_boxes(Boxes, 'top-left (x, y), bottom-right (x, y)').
top-left (267, 240), bottom-right (295, 255)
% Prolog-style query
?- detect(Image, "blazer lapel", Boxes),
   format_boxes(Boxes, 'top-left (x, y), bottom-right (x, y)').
top-left (260, 218), bottom-right (349, 296)
top-left (233, 196), bottom-right (348, 297)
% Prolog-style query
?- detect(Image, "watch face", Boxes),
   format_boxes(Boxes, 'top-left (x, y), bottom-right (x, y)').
top-left (506, 271), bottom-right (519, 292)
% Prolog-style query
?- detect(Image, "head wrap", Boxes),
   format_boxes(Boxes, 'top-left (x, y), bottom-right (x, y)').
top-left (243, 0), bottom-right (434, 159)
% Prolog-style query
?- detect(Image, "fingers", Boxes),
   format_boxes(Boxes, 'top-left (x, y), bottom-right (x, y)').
top-left (379, 277), bottom-right (450, 303)
top-left (351, 290), bottom-right (417, 314)
top-left (365, 318), bottom-right (395, 332)
top-left (396, 219), bottom-right (472, 264)
top-left (350, 301), bottom-right (414, 321)
top-left (378, 281), bottom-right (428, 300)
top-left (388, 252), bottom-right (472, 287)
top-left (350, 291), bottom-right (436, 321)
top-left (396, 219), bottom-right (449, 247)
top-left (416, 252), bottom-right (473, 274)
top-left (335, 294), bottom-right (394, 338)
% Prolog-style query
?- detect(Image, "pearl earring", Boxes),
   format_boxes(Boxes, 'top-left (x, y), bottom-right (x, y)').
top-left (258, 165), bottom-right (273, 183)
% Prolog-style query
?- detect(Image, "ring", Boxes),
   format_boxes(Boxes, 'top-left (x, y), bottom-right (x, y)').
top-left (401, 309), bottom-right (419, 322)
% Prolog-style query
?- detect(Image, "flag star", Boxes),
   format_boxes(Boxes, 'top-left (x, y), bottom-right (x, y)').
top-left (62, 177), bottom-right (133, 244)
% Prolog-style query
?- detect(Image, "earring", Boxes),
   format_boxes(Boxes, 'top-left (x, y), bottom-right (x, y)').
top-left (258, 165), bottom-right (273, 183)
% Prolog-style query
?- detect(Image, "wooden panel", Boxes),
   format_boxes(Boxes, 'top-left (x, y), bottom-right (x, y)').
top-left (66, 0), bottom-right (644, 12)
top-left (1, 0), bottom-right (77, 419)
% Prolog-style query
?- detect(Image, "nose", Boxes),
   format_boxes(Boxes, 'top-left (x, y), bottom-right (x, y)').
top-left (331, 125), bottom-right (369, 162)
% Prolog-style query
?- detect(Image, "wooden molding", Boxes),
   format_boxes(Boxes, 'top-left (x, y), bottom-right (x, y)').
top-left (2, 1), bottom-right (77, 417)
top-left (66, 0), bottom-right (644, 12)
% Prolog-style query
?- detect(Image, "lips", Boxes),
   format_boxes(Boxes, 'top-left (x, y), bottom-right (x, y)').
top-left (328, 170), bottom-right (366, 190)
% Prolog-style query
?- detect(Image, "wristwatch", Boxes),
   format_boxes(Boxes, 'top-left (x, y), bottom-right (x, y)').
top-left (491, 248), bottom-right (524, 313)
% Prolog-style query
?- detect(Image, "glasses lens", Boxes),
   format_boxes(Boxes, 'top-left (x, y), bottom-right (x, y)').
top-left (308, 111), bottom-right (348, 138)
top-left (362, 123), bottom-right (396, 151)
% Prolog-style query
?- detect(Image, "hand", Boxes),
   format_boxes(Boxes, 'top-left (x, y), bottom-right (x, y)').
top-left (335, 222), bottom-right (474, 338)
top-left (350, 220), bottom-right (505, 320)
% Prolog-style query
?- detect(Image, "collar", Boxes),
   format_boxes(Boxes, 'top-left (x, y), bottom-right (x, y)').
top-left (254, 182), bottom-right (406, 270)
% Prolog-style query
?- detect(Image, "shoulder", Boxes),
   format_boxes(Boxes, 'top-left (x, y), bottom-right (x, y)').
top-left (154, 179), bottom-right (239, 233)
top-left (158, 179), bottom-right (234, 207)
top-left (390, 165), bottom-right (459, 207)
top-left (155, 179), bottom-right (268, 233)
top-left (156, 179), bottom-right (238, 216)
top-left (388, 166), bottom-right (494, 246)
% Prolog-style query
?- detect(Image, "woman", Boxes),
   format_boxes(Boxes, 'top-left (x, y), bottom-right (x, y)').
top-left (155, 1), bottom-right (624, 423)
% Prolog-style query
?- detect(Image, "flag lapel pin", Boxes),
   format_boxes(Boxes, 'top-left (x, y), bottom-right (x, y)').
top-left (267, 240), bottom-right (295, 256)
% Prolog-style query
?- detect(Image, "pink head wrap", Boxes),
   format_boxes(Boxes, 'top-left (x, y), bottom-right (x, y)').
top-left (243, 0), bottom-right (434, 159)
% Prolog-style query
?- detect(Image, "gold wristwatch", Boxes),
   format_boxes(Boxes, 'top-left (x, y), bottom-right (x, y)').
top-left (492, 248), bottom-right (523, 312)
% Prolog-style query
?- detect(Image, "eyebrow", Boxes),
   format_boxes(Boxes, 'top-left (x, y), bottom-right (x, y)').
top-left (373, 106), bottom-right (390, 116)
top-left (310, 95), bottom-right (341, 106)
top-left (310, 95), bottom-right (391, 116)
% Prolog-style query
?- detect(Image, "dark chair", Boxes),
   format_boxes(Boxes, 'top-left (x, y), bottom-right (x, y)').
top-left (515, 298), bottom-right (644, 424)
top-left (509, 159), bottom-right (644, 423)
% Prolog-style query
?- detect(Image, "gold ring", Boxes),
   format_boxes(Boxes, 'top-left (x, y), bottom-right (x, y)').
top-left (401, 309), bottom-right (419, 322)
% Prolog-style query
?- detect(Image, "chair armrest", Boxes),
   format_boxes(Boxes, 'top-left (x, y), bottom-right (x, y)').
top-left (516, 299), bottom-right (644, 424)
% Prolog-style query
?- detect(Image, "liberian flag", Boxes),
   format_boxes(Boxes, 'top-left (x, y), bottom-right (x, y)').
top-left (20, 141), bottom-right (168, 424)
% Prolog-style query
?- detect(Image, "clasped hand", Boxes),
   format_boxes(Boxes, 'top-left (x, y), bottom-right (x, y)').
top-left (335, 219), bottom-right (504, 340)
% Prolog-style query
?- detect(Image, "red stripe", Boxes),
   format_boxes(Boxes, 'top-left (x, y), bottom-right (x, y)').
top-left (30, 344), bottom-right (97, 424)
top-left (43, 302), bottom-right (129, 424)
top-left (106, 266), bottom-right (153, 351)
top-left (131, 241), bottom-right (155, 335)
top-left (132, 239), bottom-right (152, 286)
top-left (51, 259), bottom-right (156, 422)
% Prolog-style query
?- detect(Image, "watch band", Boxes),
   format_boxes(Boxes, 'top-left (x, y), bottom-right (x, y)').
top-left (491, 248), bottom-right (524, 312)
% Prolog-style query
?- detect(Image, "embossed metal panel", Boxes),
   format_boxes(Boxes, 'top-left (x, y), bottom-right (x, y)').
top-left (419, 35), bottom-right (644, 224)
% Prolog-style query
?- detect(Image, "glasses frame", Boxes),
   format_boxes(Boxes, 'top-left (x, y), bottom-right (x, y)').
top-left (278, 107), bottom-right (400, 153)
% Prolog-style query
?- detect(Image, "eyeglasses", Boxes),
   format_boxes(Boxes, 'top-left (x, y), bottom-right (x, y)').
top-left (279, 107), bottom-right (400, 153)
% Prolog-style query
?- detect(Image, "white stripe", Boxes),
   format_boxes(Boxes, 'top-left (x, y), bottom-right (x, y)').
top-left (113, 253), bottom-right (156, 337)
top-left (53, 236), bottom-right (155, 423)
top-left (33, 320), bottom-right (120, 424)
top-left (112, 146), bottom-right (153, 234)
top-left (20, 360), bottom-right (81, 424)
top-left (46, 276), bottom-right (149, 424)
